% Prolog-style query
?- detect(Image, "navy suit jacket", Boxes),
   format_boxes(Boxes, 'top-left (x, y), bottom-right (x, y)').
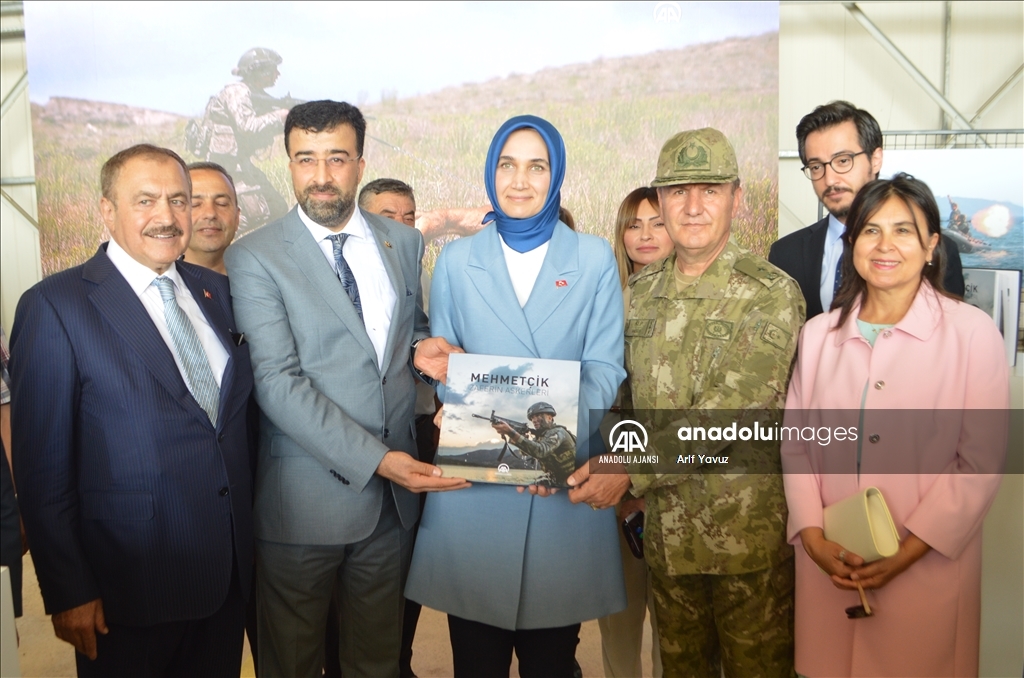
top-left (768, 216), bottom-right (965, 320)
top-left (10, 245), bottom-right (254, 626)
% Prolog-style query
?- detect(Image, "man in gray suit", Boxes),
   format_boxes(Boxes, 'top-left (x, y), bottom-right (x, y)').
top-left (224, 100), bottom-right (467, 677)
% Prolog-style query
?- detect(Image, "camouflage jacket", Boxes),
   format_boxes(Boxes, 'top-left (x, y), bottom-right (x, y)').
top-left (624, 239), bottom-right (805, 575)
top-left (512, 425), bottom-right (577, 486)
top-left (207, 82), bottom-right (283, 158)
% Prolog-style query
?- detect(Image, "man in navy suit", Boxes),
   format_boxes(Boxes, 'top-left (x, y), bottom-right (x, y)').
top-left (10, 144), bottom-right (254, 677)
top-left (769, 101), bottom-right (963, 319)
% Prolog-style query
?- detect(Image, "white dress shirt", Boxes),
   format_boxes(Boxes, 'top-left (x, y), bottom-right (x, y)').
top-left (299, 206), bottom-right (397, 368)
top-left (499, 237), bottom-right (549, 308)
top-left (818, 213), bottom-right (845, 313)
top-left (106, 239), bottom-right (229, 386)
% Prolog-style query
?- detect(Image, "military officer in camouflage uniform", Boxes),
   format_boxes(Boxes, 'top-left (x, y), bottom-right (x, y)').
top-left (205, 48), bottom-right (291, 235)
top-left (492, 402), bottom-right (577, 486)
top-left (624, 128), bottom-right (805, 677)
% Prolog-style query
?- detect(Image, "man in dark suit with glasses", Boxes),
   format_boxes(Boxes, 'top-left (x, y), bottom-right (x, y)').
top-left (769, 100), bottom-right (963, 319)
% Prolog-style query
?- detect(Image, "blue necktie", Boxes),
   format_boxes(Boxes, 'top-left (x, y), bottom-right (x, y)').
top-left (833, 251), bottom-right (843, 296)
top-left (153, 277), bottom-right (220, 427)
top-left (327, 233), bottom-right (363, 322)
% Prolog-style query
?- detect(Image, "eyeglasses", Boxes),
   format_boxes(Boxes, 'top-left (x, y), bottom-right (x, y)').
top-left (801, 151), bottom-right (867, 181)
top-left (289, 155), bottom-right (361, 171)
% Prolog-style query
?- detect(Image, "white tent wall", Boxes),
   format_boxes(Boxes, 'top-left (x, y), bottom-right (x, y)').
top-left (0, 1), bottom-right (40, 337)
top-left (779, 1), bottom-right (1023, 236)
top-left (781, 4), bottom-right (1023, 676)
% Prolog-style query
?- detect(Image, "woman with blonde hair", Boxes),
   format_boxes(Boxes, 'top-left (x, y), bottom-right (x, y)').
top-left (612, 187), bottom-right (673, 288)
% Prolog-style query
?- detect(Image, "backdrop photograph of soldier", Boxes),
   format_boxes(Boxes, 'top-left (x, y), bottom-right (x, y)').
top-left (185, 47), bottom-right (298, 236)
top-left (23, 1), bottom-right (779, 277)
top-left (4, 1), bottom-right (1023, 677)
top-left (879, 148), bottom-right (1023, 271)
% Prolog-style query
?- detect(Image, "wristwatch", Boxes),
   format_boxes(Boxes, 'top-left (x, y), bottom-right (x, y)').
top-left (411, 338), bottom-right (434, 383)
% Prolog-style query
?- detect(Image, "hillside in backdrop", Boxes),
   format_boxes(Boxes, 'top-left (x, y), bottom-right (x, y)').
top-left (32, 32), bottom-right (778, 275)
top-left (381, 32), bottom-right (776, 113)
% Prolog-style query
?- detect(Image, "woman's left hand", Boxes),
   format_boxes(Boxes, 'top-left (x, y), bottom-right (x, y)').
top-left (832, 533), bottom-right (931, 591)
top-left (413, 337), bottom-right (464, 384)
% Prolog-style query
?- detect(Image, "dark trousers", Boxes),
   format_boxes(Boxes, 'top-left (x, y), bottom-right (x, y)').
top-left (76, 564), bottom-right (245, 678)
top-left (324, 414), bottom-right (438, 678)
top-left (396, 412), bottom-right (441, 677)
top-left (257, 496), bottom-right (412, 678)
top-left (245, 577), bottom-right (260, 676)
top-left (0, 448), bottom-right (23, 617)
top-left (447, 614), bottom-right (580, 678)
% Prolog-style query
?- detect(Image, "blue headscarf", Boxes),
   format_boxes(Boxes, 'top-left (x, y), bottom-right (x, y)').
top-left (483, 115), bottom-right (566, 253)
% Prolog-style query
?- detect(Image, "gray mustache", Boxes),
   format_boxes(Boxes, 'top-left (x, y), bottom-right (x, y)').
top-left (144, 225), bottom-right (185, 237)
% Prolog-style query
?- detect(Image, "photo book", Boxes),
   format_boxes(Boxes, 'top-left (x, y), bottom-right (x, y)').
top-left (436, 353), bottom-right (581, 487)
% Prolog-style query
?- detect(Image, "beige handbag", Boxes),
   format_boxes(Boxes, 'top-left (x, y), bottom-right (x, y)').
top-left (823, 487), bottom-right (900, 562)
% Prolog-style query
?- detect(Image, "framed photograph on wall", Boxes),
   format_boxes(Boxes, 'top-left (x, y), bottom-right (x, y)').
top-left (882, 148), bottom-right (1024, 273)
top-left (962, 267), bottom-right (1021, 367)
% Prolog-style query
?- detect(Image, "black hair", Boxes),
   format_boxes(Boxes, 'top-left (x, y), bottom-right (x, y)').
top-left (284, 100), bottom-right (366, 157)
top-left (796, 100), bottom-right (882, 168)
top-left (832, 172), bottom-right (955, 327)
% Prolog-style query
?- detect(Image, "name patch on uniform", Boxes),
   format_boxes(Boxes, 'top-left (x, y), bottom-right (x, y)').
top-left (761, 322), bottom-right (791, 350)
top-left (625, 319), bottom-right (656, 337)
top-left (703, 319), bottom-right (733, 341)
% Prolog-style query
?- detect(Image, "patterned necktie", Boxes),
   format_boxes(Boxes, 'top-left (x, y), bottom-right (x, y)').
top-left (327, 233), bottom-right (363, 322)
top-left (153, 277), bottom-right (220, 427)
top-left (833, 249), bottom-right (844, 296)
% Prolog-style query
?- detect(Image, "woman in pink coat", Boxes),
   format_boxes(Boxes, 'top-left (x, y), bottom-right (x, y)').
top-left (781, 173), bottom-right (1009, 677)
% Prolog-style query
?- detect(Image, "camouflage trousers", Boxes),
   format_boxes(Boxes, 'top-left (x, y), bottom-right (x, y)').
top-left (650, 559), bottom-right (795, 678)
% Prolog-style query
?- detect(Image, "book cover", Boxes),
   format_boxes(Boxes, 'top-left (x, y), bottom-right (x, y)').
top-left (436, 353), bottom-right (581, 487)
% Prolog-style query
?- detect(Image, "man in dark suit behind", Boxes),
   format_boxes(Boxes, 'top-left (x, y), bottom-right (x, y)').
top-left (10, 144), bottom-right (254, 677)
top-left (769, 101), bottom-right (963, 319)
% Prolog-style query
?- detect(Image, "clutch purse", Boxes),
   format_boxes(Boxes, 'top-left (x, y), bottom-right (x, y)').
top-left (822, 487), bottom-right (900, 563)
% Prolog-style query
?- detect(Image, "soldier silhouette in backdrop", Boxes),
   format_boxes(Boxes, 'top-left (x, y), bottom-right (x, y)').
top-left (187, 48), bottom-right (303, 236)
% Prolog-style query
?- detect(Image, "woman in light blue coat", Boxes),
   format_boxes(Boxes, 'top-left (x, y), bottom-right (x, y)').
top-left (405, 115), bottom-right (627, 677)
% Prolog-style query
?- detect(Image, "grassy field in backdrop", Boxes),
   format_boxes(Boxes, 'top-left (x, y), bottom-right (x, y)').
top-left (31, 33), bottom-right (778, 277)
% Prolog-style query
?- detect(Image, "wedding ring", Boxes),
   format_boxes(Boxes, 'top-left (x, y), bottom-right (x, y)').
top-left (838, 550), bottom-right (847, 563)
top-left (589, 503), bottom-right (599, 510)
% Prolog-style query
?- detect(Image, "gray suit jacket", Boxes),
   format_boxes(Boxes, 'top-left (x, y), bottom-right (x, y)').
top-left (225, 208), bottom-right (428, 545)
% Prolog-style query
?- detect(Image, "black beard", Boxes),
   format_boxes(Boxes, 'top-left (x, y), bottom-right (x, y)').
top-left (299, 183), bottom-right (355, 229)
top-left (822, 187), bottom-right (852, 220)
